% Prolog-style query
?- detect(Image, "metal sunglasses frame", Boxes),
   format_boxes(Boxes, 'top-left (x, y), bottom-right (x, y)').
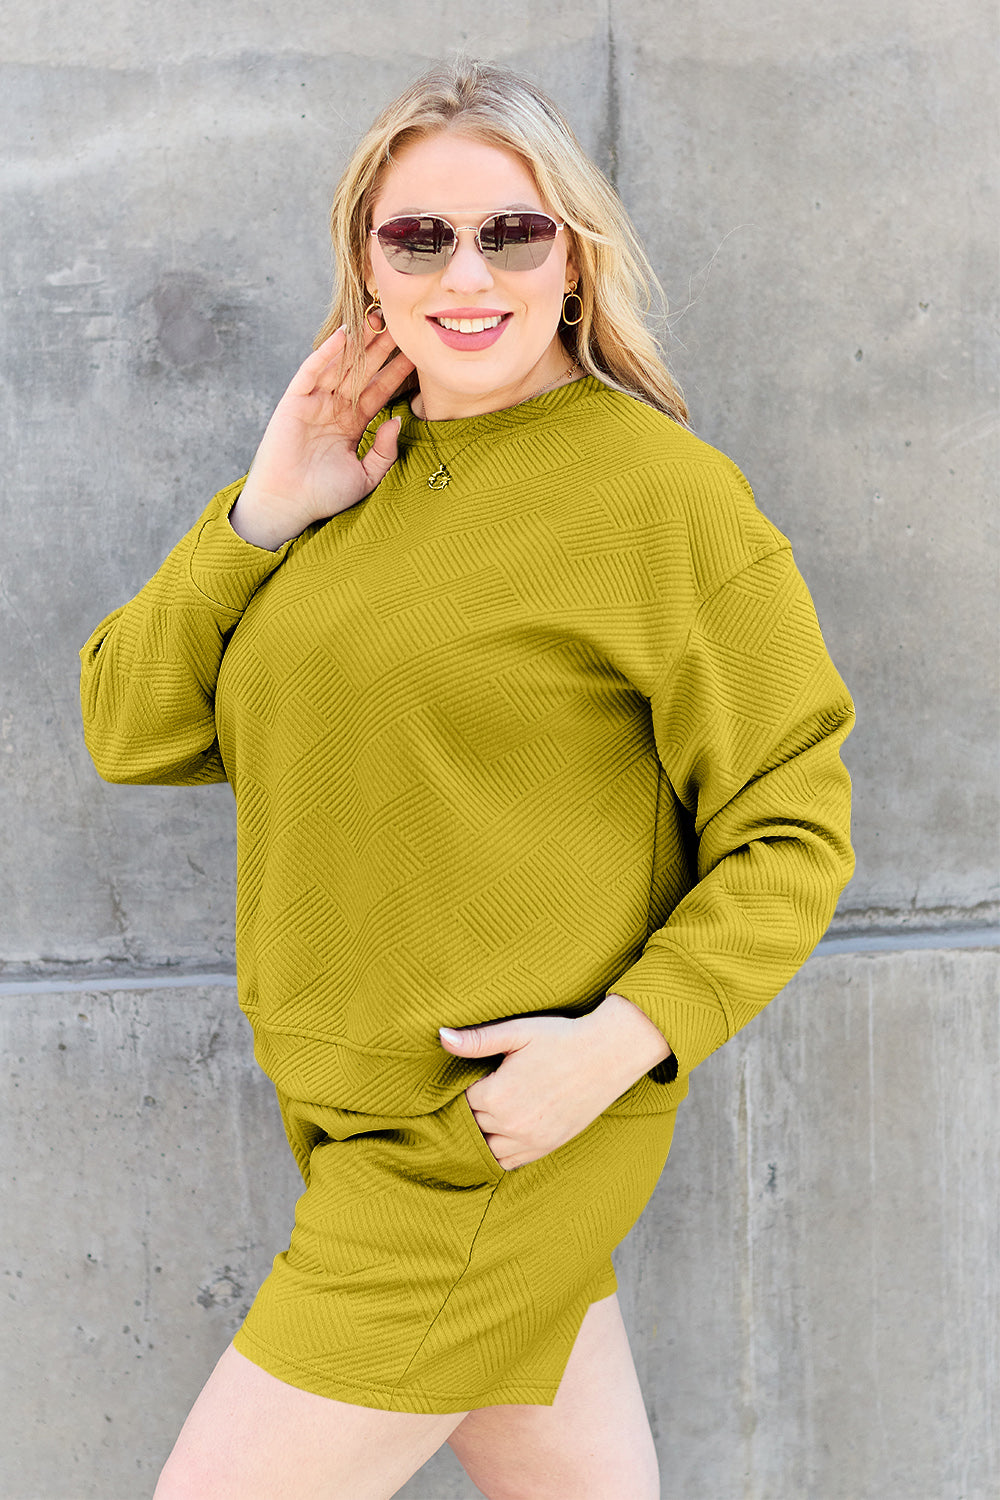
top-left (370, 210), bottom-right (566, 274)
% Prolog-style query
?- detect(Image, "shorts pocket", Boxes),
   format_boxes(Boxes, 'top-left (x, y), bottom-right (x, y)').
top-left (454, 1090), bottom-right (507, 1182)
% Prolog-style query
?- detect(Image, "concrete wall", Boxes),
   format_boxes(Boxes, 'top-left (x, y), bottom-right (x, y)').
top-left (2, 2), bottom-right (997, 1496)
top-left (4, 950), bottom-right (997, 1498)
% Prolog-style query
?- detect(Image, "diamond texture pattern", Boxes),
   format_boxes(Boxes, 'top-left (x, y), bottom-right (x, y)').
top-left (232, 1092), bottom-right (675, 1412)
top-left (80, 377), bottom-right (853, 1407)
top-left (81, 378), bottom-right (852, 1112)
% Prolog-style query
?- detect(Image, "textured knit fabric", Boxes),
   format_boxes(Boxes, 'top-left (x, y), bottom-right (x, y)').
top-left (80, 377), bottom-right (854, 1111)
top-left (80, 376), bottom-right (853, 1409)
top-left (232, 1089), bottom-right (675, 1411)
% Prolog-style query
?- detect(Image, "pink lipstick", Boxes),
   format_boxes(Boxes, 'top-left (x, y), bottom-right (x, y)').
top-left (428, 309), bottom-right (511, 351)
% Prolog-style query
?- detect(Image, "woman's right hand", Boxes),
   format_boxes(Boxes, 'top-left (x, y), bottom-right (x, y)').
top-left (228, 322), bottom-right (416, 550)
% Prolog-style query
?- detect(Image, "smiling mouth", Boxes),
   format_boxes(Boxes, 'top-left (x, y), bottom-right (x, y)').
top-left (433, 314), bottom-right (507, 333)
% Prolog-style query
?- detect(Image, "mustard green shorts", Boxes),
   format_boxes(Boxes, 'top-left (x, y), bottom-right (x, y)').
top-left (233, 1083), bottom-right (677, 1414)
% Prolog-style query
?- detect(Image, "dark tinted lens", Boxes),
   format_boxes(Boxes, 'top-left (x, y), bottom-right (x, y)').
top-left (377, 216), bottom-right (455, 274)
top-left (479, 213), bottom-right (558, 270)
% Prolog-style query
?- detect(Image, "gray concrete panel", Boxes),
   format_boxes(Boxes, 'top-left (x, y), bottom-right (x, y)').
top-left (611, 0), bottom-right (999, 917)
top-left (1, 987), bottom-right (299, 1496)
top-left (2, 8), bottom-right (615, 970)
top-left (3, 947), bottom-right (996, 1498)
top-left (619, 945), bottom-right (999, 1500)
top-left (1, 2), bottom-right (995, 970)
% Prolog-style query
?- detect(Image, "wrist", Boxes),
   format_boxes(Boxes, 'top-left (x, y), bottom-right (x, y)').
top-left (582, 993), bottom-right (672, 1091)
top-left (228, 481), bottom-right (306, 551)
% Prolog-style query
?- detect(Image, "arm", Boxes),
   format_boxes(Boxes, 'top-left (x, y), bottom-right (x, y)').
top-left (609, 544), bottom-right (855, 1083)
top-left (79, 480), bottom-right (290, 784)
top-left (80, 324), bottom-right (415, 786)
top-left (442, 544), bottom-right (853, 1167)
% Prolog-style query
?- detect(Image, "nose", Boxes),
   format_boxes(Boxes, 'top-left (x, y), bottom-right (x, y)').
top-left (439, 227), bottom-right (495, 293)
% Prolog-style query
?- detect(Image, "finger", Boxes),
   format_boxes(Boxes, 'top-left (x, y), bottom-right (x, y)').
top-left (355, 349), bottom-right (416, 421)
top-left (286, 326), bottom-right (349, 396)
top-left (464, 1081), bottom-right (497, 1116)
top-left (482, 1134), bottom-right (521, 1169)
top-left (358, 314), bottom-right (396, 350)
top-left (314, 323), bottom-right (350, 355)
top-left (299, 323), bottom-right (398, 399)
top-left (304, 337), bottom-right (373, 396)
top-left (359, 416), bottom-right (401, 488)
top-left (439, 1022), bottom-right (524, 1058)
top-left (358, 325), bottom-right (409, 388)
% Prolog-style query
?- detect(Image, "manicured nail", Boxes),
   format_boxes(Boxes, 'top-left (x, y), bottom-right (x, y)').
top-left (438, 1027), bottom-right (464, 1045)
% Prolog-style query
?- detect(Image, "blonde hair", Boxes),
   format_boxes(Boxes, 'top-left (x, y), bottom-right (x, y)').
top-left (316, 59), bottom-right (688, 425)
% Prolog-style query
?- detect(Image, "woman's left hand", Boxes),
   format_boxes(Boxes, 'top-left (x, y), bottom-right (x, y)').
top-left (438, 994), bottom-right (671, 1170)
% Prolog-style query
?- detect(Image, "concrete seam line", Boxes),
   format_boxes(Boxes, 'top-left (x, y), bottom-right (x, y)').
top-left (0, 928), bottom-right (998, 995)
top-left (816, 927), bottom-right (1000, 954)
top-left (0, 972), bottom-right (239, 995)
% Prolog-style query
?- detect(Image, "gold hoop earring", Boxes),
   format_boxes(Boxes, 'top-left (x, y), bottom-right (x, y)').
top-left (365, 290), bottom-right (384, 330)
top-left (561, 282), bottom-right (584, 326)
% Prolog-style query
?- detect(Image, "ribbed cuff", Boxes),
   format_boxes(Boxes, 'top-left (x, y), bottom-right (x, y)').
top-left (187, 478), bottom-right (293, 613)
top-left (609, 936), bottom-right (734, 1082)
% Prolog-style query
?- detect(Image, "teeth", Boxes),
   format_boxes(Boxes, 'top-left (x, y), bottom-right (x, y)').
top-left (437, 315), bottom-right (504, 333)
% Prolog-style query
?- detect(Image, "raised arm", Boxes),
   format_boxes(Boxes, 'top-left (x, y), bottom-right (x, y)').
top-left (80, 324), bottom-right (414, 785)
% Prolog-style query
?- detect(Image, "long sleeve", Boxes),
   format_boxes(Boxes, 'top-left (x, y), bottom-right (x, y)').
top-left (80, 478), bottom-right (292, 785)
top-left (610, 543), bottom-right (855, 1085)
top-left (76, 379), bottom-right (856, 1117)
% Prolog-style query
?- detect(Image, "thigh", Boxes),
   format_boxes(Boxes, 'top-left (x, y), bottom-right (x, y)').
top-left (447, 1294), bottom-right (659, 1500)
top-left (153, 1344), bottom-right (466, 1500)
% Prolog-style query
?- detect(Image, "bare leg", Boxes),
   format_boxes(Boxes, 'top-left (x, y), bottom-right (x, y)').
top-left (448, 1293), bottom-right (660, 1500)
top-left (153, 1343), bottom-right (467, 1500)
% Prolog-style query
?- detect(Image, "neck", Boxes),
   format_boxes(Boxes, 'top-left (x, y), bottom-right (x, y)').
top-left (411, 349), bottom-right (580, 422)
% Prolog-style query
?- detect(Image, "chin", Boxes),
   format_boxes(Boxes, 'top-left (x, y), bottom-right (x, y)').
top-left (445, 353), bottom-right (536, 389)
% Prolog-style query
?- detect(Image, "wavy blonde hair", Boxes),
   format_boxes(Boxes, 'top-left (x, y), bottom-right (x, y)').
top-left (316, 59), bottom-right (688, 425)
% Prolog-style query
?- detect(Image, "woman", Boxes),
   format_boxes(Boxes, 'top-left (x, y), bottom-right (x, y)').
top-left (80, 60), bottom-right (854, 1500)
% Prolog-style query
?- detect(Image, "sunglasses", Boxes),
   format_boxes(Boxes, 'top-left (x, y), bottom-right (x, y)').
top-left (371, 211), bottom-right (565, 275)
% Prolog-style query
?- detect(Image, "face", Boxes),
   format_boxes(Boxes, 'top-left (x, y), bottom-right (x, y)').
top-left (367, 132), bottom-right (578, 420)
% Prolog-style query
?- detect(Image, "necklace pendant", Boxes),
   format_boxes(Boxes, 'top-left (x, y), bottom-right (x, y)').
top-left (427, 464), bottom-right (451, 490)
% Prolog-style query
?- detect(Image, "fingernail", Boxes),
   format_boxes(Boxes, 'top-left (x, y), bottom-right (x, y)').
top-left (438, 1027), bottom-right (464, 1045)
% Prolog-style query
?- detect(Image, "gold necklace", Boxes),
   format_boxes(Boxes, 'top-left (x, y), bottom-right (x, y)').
top-left (419, 363), bottom-right (581, 489)
top-left (423, 432), bottom-right (483, 492)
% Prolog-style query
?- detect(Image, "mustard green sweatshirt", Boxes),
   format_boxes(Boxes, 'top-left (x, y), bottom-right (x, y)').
top-left (80, 378), bottom-right (854, 1115)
